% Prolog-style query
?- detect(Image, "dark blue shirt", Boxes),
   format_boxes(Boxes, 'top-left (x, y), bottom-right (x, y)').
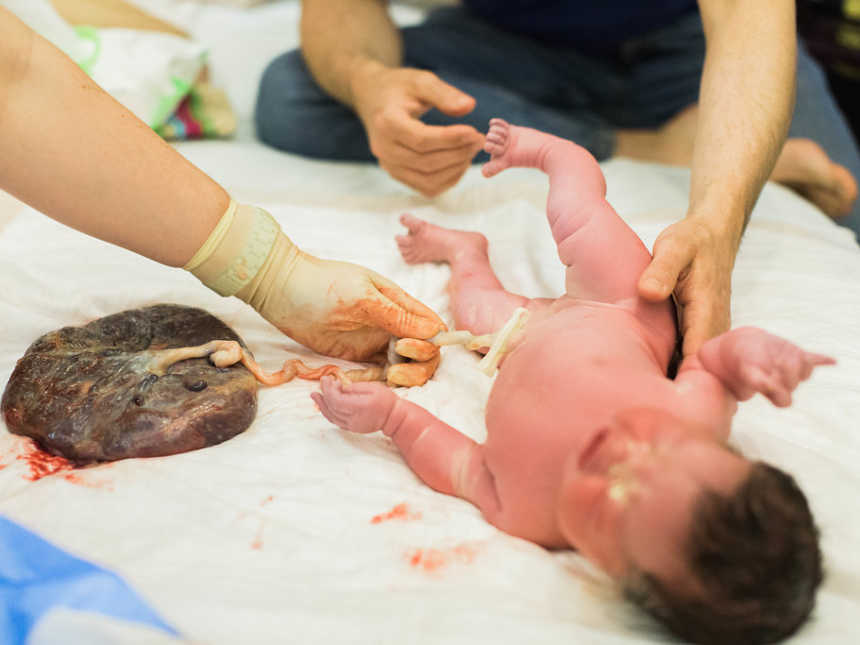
top-left (461, 0), bottom-right (699, 53)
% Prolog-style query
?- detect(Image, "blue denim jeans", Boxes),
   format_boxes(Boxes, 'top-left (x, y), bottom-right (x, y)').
top-left (255, 6), bottom-right (860, 238)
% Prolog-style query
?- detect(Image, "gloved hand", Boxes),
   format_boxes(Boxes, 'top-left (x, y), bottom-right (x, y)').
top-left (185, 201), bottom-right (446, 369)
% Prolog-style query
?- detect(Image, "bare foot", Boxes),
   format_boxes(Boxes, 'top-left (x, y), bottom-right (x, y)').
top-left (396, 213), bottom-right (488, 265)
top-left (482, 118), bottom-right (516, 178)
top-left (618, 106), bottom-right (858, 218)
top-left (771, 138), bottom-right (858, 218)
top-left (483, 117), bottom-right (577, 177)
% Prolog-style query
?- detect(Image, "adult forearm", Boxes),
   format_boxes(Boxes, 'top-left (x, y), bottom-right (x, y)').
top-left (691, 0), bottom-right (796, 246)
top-left (0, 9), bottom-right (228, 267)
top-left (300, 0), bottom-right (401, 108)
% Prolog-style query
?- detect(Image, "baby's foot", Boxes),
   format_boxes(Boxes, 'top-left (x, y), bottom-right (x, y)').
top-left (482, 118), bottom-right (515, 178)
top-left (396, 214), bottom-right (488, 265)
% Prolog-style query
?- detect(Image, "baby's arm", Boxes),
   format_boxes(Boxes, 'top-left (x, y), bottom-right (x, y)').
top-left (312, 377), bottom-right (501, 518)
top-left (677, 326), bottom-right (835, 410)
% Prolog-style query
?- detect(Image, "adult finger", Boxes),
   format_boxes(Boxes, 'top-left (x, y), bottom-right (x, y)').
top-left (387, 354), bottom-right (441, 387)
top-left (394, 338), bottom-right (439, 361)
top-left (679, 290), bottom-right (728, 357)
top-left (383, 158), bottom-right (473, 197)
top-left (388, 140), bottom-right (483, 174)
top-left (389, 115), bottom-right (483, 154)
top-left (411, 71), bottom-right (477, 117)
top-left (361, 279), bottom-right (446, 340)
top-left (639, 235), bottom-right (696, 301)
top-left (374, 276), bottom-right (446, 335)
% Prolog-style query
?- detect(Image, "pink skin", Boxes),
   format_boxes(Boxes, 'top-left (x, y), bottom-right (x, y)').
top-left (312, 119), bottom-right (835, 583)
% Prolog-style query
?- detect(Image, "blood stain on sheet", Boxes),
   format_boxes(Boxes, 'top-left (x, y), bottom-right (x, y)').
top-left (17, 446), bottom-right (74, 481)
top-left (371, 502), bottom-right (421, 524)
top-left (11, 441), bottom-right (111, 488)
top-left (251, 521), bottom-right (265, 550)
top-left (405, 544), bottom-right (477, 573)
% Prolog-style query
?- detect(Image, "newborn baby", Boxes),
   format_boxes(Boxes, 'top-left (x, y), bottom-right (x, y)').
top-left (312, 119), bottom-right (833, 645)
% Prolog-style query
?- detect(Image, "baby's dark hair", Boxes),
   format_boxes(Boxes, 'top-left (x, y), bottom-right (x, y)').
top-left (624, 461), bottom-right (822, 644)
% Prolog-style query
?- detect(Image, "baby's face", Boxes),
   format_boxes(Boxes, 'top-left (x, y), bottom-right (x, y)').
top-left (559, 408), bottom-right (751, 586)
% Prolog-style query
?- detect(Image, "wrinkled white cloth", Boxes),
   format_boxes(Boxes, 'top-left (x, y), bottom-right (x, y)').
top-left (1, 2), bottom-right (859, 644)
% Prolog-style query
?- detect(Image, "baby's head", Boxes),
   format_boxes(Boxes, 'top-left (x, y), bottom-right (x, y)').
top-left (625, 461), bottom-right (822, 644)
top-left (557, 408), bottom-right (822, 644)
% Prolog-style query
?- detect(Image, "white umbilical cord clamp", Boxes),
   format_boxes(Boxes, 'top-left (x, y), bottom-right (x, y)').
top-left (476, 307), bottom-right (529, 375)
top-left (425, 307), bottom-right (530, 376)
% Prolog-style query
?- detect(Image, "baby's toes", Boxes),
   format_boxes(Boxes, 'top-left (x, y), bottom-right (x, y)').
top-left (399, 213), bottom-right (426, 234)
top-left (486, 128), bottom-right (506, 144)
top-left (753, 371), bottom-right (792, 407)
top-left (483, 139), bottom-right (504, 157)
top-left (396, 236), bottom-right (421, 263)
top-left (482, 158), bottom-right (509, 178)
top-left (488, 117), bottom-right (510, 135)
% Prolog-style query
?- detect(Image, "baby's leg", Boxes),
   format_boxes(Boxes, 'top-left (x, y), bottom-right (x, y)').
top-left (484, 118), bottom-right (655, 305)
top-left (397, 214), bottom-right (549, 336)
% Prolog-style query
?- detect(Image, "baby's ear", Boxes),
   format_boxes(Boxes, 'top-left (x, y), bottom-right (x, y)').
top-left (555, 450), bottom-right (588, 547)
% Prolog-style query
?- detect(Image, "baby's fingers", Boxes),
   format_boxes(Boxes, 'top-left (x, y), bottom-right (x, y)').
top-left (742, 364), bottom-right (791, 407)
top-left (311, 390), bottom-right (343, 428)
top-left (318, 375), bottom-right (353, 418)
top-left (806, 353), bottom-right (836, 368)
top-left (793, 352), bottom-right (834, 382)
top-left (763, 378), bottom-right (793, 408)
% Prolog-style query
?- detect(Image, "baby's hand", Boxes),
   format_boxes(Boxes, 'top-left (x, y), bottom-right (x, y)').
top-left (311, 375), bottom-right (397, 434)
top-left (699, 327), bottom-right (835, 407)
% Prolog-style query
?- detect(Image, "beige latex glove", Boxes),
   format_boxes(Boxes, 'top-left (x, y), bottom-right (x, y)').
top-left (185, 201), bottom-right (446, 369)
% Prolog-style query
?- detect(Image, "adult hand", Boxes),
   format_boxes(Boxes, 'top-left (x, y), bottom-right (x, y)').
top-left (351, 62), bottom-right (485, 196)
top-left (246, 249), bottom-right (446, 363)
top-left (637, 217), bottom-right (739, 357)
top-left (187, 202), bottom-right (446, 374)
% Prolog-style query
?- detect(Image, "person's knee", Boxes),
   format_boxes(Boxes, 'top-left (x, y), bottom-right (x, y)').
top-left (255, 50), bottom-right (372, 160)
top-left (255, 50), bottom-right (326, 155)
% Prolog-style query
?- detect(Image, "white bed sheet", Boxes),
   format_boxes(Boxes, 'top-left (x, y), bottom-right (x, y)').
top-left (2, 2), bottom-right (860, 643)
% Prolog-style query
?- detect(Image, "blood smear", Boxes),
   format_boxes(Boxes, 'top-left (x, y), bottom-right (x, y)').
top-left (13, 442), bottom-right (110, 487)
top-left (406, 544), bottom-right (477, 572)
top-left (251, 521), bottom-right (265, 550)
top-left (17, 448), bottom-right (74, 481)
top-left (371, 502), bottom-right (421, 524)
